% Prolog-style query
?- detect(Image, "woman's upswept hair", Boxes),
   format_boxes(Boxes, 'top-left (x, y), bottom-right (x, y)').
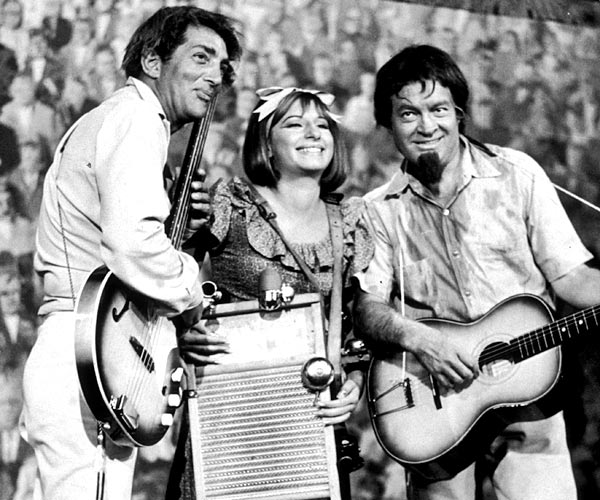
top-left (122, 6), bottom-right (242, 87)
top-left (242, 91), bottom-right (347, 193)
top-left (374, 44), bottom-right (470, 133)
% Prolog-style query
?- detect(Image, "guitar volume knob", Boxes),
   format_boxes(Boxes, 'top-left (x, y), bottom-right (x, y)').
top-left (160, 413), bottom-right (174, 427)
top-left (167, 394), bottom-right (182, 408)
top-left (171, 367), bottom-right (184, 383)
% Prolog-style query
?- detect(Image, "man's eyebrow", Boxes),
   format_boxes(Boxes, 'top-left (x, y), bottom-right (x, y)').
top-left (396, 98), bottom-right (452, 108)
top-left (191, 43), bottom-right (217, 56)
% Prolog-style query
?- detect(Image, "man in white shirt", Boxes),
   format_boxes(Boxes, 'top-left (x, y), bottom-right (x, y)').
top-left (21, 6), bottom-right (241, 500)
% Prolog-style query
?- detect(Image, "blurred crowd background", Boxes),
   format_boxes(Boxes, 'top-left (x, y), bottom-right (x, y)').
top-left (2, 0), bottom-right (600, 499)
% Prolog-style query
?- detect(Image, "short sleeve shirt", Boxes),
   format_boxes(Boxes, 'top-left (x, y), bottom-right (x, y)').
top-left (354, 138), bottom-right (592, 321)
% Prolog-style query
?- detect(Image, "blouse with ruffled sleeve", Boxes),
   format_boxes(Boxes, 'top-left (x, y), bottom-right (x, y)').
top-left (205, 177), bottom-right (373, 304)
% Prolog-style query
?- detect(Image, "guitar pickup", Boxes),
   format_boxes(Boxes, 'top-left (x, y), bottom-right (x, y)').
top-left (110, 395), bottom-right (139, 432)
top-left (129, 336), bottom-right (155, 373)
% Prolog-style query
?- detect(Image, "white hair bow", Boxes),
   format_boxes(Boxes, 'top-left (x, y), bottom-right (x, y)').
top-left (253, 86), bottom-right (340, 122)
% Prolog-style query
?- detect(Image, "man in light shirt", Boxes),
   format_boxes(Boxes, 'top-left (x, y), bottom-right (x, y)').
top-left (21, 6), bottom-right (241, 500)
top-left (353, 44), bottom-right (600, 500)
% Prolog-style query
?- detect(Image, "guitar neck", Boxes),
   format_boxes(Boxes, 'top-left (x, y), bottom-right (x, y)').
top-left (509, 304), bottom-right (600, 362)
top-left (166, 99), bottom-right (216, 248)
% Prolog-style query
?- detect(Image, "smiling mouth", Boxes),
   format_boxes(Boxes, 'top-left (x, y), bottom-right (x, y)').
top-left (415, 138), bottom-right (442, 148)
top-left (195, 92), bottom-right (212, 102)
top-left (297, 147), bottom-right (324, 153)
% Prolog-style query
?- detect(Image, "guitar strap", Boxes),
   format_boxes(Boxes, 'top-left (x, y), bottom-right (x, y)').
top-left (51, 117), bottom-right (109, 500)
top-left (53, 116), bottom-right (86, 309)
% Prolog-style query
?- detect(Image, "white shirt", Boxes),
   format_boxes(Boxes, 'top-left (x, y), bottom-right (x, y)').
top-left (34, 78), bottom-right (203, 316)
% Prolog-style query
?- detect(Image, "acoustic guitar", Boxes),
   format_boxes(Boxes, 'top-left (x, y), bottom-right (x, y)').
top-left (75, 104), bottom-right (215, 447)
top-left (367, 293), bottom-right (599, 480)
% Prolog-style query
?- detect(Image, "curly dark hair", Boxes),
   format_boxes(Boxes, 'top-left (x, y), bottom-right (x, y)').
top-left (374, 44), bottom-right (470, 133)
top-left (122, 6), bottom-right (242, 88)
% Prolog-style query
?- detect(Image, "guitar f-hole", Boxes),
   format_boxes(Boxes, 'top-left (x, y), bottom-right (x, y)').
top-left (112, 298), bottom-right (130, 322)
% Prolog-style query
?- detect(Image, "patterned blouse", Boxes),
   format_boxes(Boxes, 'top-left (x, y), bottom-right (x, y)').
top-left (204, 176), bottom-right (374, 305)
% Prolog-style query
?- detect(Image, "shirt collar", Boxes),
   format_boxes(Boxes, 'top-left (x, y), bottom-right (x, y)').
top-left (126, 77), bottom-right (171, 134)
top-left (381, 135), bottom-right (501, 199)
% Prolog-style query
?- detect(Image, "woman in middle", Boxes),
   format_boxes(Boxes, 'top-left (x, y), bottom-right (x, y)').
top-left (168, 86), bottom-right (373, 499)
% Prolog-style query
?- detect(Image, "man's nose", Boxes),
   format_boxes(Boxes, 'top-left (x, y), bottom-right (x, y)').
top-left (204, 63), bottom-right (223, 87)
top-left (417, 112), bottom-right (438, 134)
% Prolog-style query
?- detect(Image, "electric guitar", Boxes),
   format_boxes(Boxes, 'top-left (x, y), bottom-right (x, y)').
top-left (367, 293), bottom-right (599, 480)
top-left (75, 104), bottom-right (215, 447)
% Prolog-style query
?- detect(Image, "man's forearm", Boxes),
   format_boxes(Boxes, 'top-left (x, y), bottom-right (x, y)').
top-left (353, 290), bottom-right (424, 352)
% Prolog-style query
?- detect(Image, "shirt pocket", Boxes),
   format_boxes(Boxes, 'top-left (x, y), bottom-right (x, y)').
top-left (472, 239), bottom-right (533, 286)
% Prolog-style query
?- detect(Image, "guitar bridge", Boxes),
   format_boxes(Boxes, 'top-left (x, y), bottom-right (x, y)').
top-left (110, 395), bottom-right (139, 432)
top-left (403, 378), bottom-right (414, 407)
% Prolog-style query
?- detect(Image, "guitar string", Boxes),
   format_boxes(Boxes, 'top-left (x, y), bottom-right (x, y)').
top-left (391, 308), bottom-right (599, 401)
top-left (477, 306), bottom-right (599, 365)
top-left (379, 311), bottom-right (600, 408)
top-left (463, 182), bottom-right (600, 365)
top-left (126, 104), bottom-right (216, 424)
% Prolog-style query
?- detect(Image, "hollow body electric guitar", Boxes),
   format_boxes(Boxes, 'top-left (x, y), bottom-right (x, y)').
top-left (75, 105), bottom-right (215, 447)
top-left (368, 294), bottom-right (600, 480)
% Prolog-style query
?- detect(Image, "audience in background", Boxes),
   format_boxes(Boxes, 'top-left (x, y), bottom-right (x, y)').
top-left (0, 0), bottom-right (28, 69)
top-left (22, 28), bottom-right (65, 106)
top-left (0, 182), bottom-right (35, 259)
top-left (0, 72), bottom-right (64, 161)
top-left (1, 1), bottom-right (600, 499)
top-left (6, 138), bottom-right (48, 225)
top-left (0, 43), bottom-right (18, 108)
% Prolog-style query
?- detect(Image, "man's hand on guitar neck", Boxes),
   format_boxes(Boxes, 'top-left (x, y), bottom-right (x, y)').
top-left (183, 170), bottom-right (212, 243)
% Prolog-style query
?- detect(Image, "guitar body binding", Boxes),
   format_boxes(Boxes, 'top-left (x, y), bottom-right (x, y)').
top-left (75, 266), bottom-right (183, 447)
top-left (367, 294), bottom-right (567, 480)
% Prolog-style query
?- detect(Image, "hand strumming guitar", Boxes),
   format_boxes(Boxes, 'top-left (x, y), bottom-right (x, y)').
top-left (354, 289), bottom-right (478, 393)
top-left (404, 321), bottom-right (479, 392)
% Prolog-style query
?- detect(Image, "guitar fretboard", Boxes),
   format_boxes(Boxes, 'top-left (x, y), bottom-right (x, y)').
top-left (478, 304), bottom-right (600, 366)
top-left (511, 305), bottom-right (600, 361)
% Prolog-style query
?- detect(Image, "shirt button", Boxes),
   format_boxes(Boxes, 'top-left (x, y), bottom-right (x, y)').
top-left (452, 250), bottom-right (459, 257)
top-left (442, 209), bottom-right (450, 216)
top-left (465, 290), bottom-right (472, 297)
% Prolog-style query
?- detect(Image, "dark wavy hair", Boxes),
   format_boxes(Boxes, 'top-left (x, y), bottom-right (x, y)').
top-left (122, 6), bottom-right (242, 88)
top-left (374, 44), bottom-right (470, 133)
top-left (242, 90), bottom-right (347, 193)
